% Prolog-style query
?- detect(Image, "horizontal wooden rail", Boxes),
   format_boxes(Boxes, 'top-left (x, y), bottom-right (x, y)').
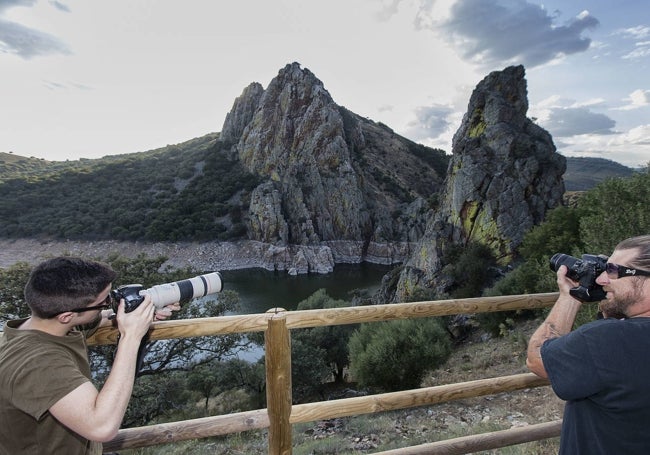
top-left (95, 292), bottom-right (561, 454)
top-left (373, 420), bottom-right (562, 455)
top-left (89, 292), bottom-right (558, 346)
top-left (103, 373), bottom-right (549, 451)
top-left (289, 373), bottom-right (548, 424)
top-left (103, 409), bottom-right (269, 452)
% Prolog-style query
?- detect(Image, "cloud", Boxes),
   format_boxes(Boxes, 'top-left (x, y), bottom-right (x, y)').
top-left (624, 124), bottom-right (650, 146)
top-left (0, 0), bottom-right (34, 13)
top-left (617, 89), bottom-right (650, 110)
top-left (374, 0), bottom-right (403, 21)
top-left (0, 0), bottom-right (70, 59)
top-left (557, 124), bottom-right (650, 168)
top-left (616, 25), bottom-right (650, 40)
top-left (403, 104), bottom-right (455, 141)
top-left (42, 79), bottom-right (92, 90)
top-left (433, 0), bottom-right (599, 68)
top-left (541, 106), bottom-right (616, 137)
top-left (612, 25), bottom-right (650, 60)
top-left (48, 0), bottom-right (70, 13)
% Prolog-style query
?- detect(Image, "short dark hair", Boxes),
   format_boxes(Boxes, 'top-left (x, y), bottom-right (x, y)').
top-left (24, 257), bottom-right (118, 318)
top-left (615, 235), bottom-right (650, 272)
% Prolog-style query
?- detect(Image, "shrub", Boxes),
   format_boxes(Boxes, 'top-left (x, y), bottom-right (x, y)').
top-left (349, 318), bottom-right (451, 391)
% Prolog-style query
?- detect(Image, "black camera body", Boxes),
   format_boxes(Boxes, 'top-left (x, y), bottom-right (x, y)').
top-left (549, 253), bottom-right (608, 302)
top-left (111, 284), bottom-right (146, 313)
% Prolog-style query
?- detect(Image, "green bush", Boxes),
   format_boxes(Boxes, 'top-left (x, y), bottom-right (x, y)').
top-left (442, 241), bottom-right (497, 298)
top-left (578, 169), bottom-right (650, 253)
top-left (294, 289), bottom-right (358, 384)
top-left (349, 318), bottom-right (451, 391)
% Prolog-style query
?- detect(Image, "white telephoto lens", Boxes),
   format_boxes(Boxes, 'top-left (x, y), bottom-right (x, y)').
top-left (143, 272), bottom-right (223, 309)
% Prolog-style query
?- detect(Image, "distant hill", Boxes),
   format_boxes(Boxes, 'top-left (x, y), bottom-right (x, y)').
top-left (564, 156), bottom-right (636, 191)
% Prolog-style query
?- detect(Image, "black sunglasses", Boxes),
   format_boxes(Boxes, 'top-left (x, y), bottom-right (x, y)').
top-left (67, 294), bottom-right (113, 313)
top-left (605, 262), bottom-right (650, 279)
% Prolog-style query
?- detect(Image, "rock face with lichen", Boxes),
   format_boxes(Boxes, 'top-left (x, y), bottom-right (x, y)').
top-left (388, 65), bottom-right (565, 302)
top-left (220, 62), bottom-right (448, 272)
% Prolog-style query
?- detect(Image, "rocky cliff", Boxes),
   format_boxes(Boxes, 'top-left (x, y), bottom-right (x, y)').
top-left (219, 62), bottom-right (447, 271)
top-left (387, 65), bottom-right (565, 302)
top-left (0, 64), bottom-right (566, 281)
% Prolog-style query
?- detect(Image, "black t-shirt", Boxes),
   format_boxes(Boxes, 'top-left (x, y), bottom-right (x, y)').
top-left (542, 317), bottom-right (650, 455)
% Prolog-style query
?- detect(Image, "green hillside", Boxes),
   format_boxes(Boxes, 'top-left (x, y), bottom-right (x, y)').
top-left (0, 133), bottom-right (261, 241)
top-left (564, 156), bottom-right (635, 191)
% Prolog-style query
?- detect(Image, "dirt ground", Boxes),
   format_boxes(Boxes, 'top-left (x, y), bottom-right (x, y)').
top-left (420, 318), bottom-right (564, 438)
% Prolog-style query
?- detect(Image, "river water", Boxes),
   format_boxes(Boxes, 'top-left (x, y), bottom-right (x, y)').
top-left (219, 263), bottom-right (394, 314)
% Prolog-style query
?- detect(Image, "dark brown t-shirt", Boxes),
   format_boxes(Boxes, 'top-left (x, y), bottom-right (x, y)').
top-left (0, 319), bottom-right (102, 454)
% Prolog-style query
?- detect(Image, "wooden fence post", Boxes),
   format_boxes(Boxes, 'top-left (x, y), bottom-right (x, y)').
top-left (265, 308), bottom-right (292, 455)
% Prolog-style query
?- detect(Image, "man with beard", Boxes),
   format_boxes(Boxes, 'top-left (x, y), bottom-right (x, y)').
top-left (527, 235), bottom-right (650, 454)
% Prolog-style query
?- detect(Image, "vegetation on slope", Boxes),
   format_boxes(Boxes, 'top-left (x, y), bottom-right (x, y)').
top-left (0, 134), bottom-right (261, 241)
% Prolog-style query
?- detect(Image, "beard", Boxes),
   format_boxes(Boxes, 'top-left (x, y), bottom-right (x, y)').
top-left (599, 279), bottom-right (645, 318)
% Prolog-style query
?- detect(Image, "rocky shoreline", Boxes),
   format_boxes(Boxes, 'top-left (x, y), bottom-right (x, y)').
top-left (0, 238), bottom-right (411, 275)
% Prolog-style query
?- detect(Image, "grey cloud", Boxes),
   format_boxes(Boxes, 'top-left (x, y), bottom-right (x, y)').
top-left (43, 79), bottom-right (92, 90)
top-left (403, 104), bottom-right (454, 140)
top-left (374, 0), bottom-right (403, 22)
top-left (0, 0), bottom-right (35, 13)
top-left (0, 0), bottom-right (70, 59)
top-left (541, 107), bottom-right (616, 137)
top-left (0, 18), bottom-right (70, 58)
top-left (439, 0), bottom-right (599, 68)
top-left (49, 1), bottom-right (70, 13)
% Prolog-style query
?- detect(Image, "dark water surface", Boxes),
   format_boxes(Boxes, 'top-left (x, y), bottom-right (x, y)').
top-left (219, 263), bottom-right (395, 315)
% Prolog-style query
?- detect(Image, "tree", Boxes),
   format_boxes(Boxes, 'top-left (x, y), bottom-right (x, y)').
top-left (578, 169), bottom-right (650, 253)
top-left (349, 318), bottom-right (451, 391)
top-left (187, 362), bottom-right (225, 412)
top-left (289, 339), bottom-right (331, 403)
top-left (0, 262), bottom-right (31, 325)
top-left (442, 241), bottom-right (498, 298)
top-left (186, 357), bottom-right (268, 411)
top-left (518, 205), bottom-right (585, 261)
top-left (293, 289), bottom-right (358, 383)
top-left (123, 371), bottom-right (190, 427)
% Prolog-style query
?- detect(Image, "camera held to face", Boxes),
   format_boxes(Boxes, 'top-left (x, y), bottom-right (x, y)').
top-left (549, 253), bottom-right (608, 302)
top-left (111, 272), bottom-right (223, 313)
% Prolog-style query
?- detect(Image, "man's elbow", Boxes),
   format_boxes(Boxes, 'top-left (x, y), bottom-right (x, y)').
top-left (84, 424), bottom-right (120, 443)
top-left (526, 356), bottom-right (548, 379)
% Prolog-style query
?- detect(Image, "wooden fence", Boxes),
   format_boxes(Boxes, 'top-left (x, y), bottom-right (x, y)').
top-left (87, 292), bottom-right (562, 454)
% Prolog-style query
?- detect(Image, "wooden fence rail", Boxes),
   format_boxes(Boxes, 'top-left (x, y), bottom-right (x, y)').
top-left (89, 292), bottom-right (561, 454)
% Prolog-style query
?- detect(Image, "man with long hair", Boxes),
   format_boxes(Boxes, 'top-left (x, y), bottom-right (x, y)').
top-left (527, 235), bottom-right (650, 454)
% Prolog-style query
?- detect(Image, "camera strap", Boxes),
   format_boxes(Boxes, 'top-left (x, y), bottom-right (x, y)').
top-left (135, 331), bottom-right (151, 375)
top-left (116, 329), bottom-right (151, 375)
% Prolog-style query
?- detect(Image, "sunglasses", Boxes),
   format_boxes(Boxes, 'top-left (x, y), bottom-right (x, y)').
top-left (67, 294), bottom-right (114, 314)
top-left (605, 262), bottom-right (650, 279)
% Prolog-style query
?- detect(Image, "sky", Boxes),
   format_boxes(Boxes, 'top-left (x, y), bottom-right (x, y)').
top-left (1, 0), bottom-right (649, 168)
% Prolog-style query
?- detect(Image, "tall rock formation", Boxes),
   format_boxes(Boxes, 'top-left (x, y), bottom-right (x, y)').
top-left (389, 65), bottom-right (565, 302)
top-left (219, 62), bottom-right (448, 271)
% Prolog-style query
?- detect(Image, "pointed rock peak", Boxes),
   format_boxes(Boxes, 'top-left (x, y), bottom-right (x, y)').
top-left (220, 62), bottom-right (334, 146)
top-left (221, 82), bottom-right (265, 145)
top-left (454, 65), bottom-right (529, 144)
top-left (264, 61), bottom-right (334, 107)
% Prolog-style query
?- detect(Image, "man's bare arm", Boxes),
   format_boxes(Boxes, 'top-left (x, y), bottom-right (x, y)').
top-left (526, 266), bottom-right (583, 378)
top-left (49, 297), bottom-right (155, 442)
